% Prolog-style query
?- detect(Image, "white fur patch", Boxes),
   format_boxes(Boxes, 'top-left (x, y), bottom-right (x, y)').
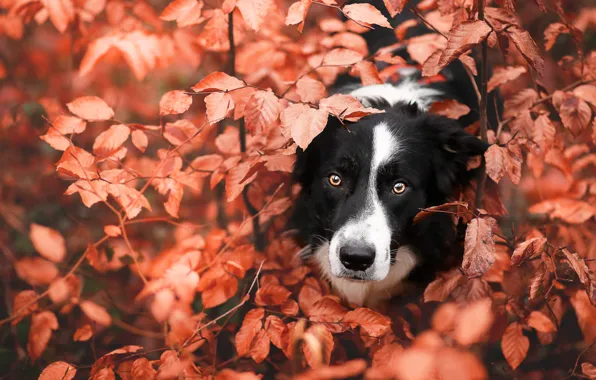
top-left (327, 122), bottom-right (398, 283)
top-left (315, 243), bottom-right (418, 307)
top-left (350, 81), bottom-right (442, 111)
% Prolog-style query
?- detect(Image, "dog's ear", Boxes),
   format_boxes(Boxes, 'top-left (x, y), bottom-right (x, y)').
top-left (292, 116), bottom-right (335, 187)
top-left (423, 115), bottom-right (488, 197)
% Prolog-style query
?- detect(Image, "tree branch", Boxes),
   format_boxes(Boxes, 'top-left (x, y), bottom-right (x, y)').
top-left (475, 0), bottom-right (489, 210)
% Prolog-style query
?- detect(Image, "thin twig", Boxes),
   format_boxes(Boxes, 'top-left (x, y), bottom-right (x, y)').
top-left (475, 0), bottom-right (489, 210)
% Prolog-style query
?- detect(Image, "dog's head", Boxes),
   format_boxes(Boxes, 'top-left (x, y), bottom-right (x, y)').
top-left (292, 103), bottom-right (487, 283)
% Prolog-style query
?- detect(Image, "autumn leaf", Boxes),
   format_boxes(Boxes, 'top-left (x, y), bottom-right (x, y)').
top-left (501, 322), bottom-right (529, 369)
top-left (429, 99), bottom-right (471, 119)
top-left (342, 4), bottom-right (391, 29)
top-left (131, 357), bottom-right (157, 379)
top-left (343, 308), bottom-right (391, 337)
top-left (164, 119), bottom-right (199, 146)
top-left (351, 60), bottom-right (383, 86)
top-left (423, 21), bottom-right (492, 77)
top-left (39, 361), bottom-right (77, 380)
top-left (527, 311), bottom-right (557, 333)
top-left (11, 290), bottom-right (39, 326)
top-left (532, 115), bottom-right (556, 154)
top-left (511, 237), bottom-right (547, 266)
top-left (544, 22), bottom-right (569, 51)
top-left (303, 324), bottom-right (334, 367)
top-left (424, 269), bottom-right (465, 302)
top-left (562, 249), bottom-right (591, 286)
top-left (462, 217), bottom-right (497, 278)
top-left (30, 224), bottom-right (66, 263)
top-left (80, 300), bottom-right (112, 326)
top-left (160, 0), bottom-right (204, 27)
top-left (504, 26), bottom-right (545, 76)
top-left (15, 257), bottom-right (59, 286)
top-left (529, 198), bottom-right (596, 224)
top-left (67, 96), bottom-right (115, 121)
top-left (159, 90), bottom-right (193, 116)
top-left (382, 0), bottom-right (406, 17)
top-left (454, 298), bottom-right (494, 345)
top-left (487, 66), bottom-right (527, 92)
top-left (286, 0), bottom-right (312, 32)
top-left (93, 124), bottom-right (131, 157)
top-left (28, 311), bottom-right (59, 361)
top-left (309, 297), bottom-right (349, 333)
top-left (73, 324), bottom-right (93, 342)
top-left (280, 103), bottom-right (328, 149)
top-left (192, 72), bottom-right (245, 92)
top-left (264, 315), bottom-right (288, 349)
top-left (255, 284), bottom-right (292, 306)
top-left (295, 77), bottom-right (326, 103)
top-left (235, 308), bottom-right (265, 357)
top-left (244, 90), bottom-right (282, 134)
top-left (44, 0), bottom-right (74, 33)
top-left (319, 94), bottom-right (383, 122)
top-left (205, 92), bottom-right (235, 124)
top-left (559, 94), bottom-right (592, 136)
top-left (131, 130), bottom-right (148, 152)
top-left (322, 48), bottom-right (363, 66)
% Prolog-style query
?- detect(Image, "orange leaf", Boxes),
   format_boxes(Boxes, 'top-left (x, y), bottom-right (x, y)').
top-left (511, 237), bottom-right (547, 266)
top-left (52, 115), bottom-right (87, 134)
top-left (529, 198), bottom-right (596, 224)
top-left (303, 325), bottom-right (334, 367)
top-left (255, 284), bottom-right (292, 306)
top-left (342, 3), bottom-right (391, 29)
top-left (73, 324), bottom-right (93, 341)
top-left (351, 60), bottom-right (383, 86)
top-left (11, 290), bottom-right (38, 326)
top-left (382, 0), bottom-right (406, 17)
top-left (131, 357), bottom-right (157, 379)
top-left (424, 269), bottom-right (464, 302)
top-left (30, 223), bottom-right (66, 263)
top-left (570, 290), bottom-right (596, 342)
top-left (505, 25), bottom-right (545, 76)
top-left (527, 311), bottom-right (557, 333)
top-left (28, 311), bottom-right (59, 361)
top-left (532, 115), bottom-right (556, 154)
top-left (429, 99), bottom-right (471, 119)
top-left (485, 144), bottom-right (506, 183)
top-left (286, 0), bottom-right (311, 32)
top-left (264, 315), bottom-right (288, 350)
top-left (244, 90), bottom-right (282, 134)
top-left (298, 277), bottom-right (323, 316)
top-left (453, 298), bottom-right (494, 345)
top-left (249, 329), bottom-right (270, 363)
top-left (39, 361), bottom-right (77, 380)
top-left (582, 363), bottom-right (596, 379)
top-left (67, 96), bottom-right (114, 121)
top-left (343, 307), bottom-right (391, 337)
top-left (157, 350), bottom-right (183, 379)
top-left (281, 299), bottom-right (299, 316)
top-left (164, 119), bottom-right (199, 146)
top-left (235, 308), bottom-right (265, 357)
top-left (44, 0), bottom-right (74, 33)
top-left (93, 124), bottom-right (131, 157)
top-left (15, 257), bottom-right (59, 286)
top-left (322, 48), bottom-right (363, 66)
top-left (191, 72), bottom-right (245, 92)
top-left (462, 217), bottom-right (497, 278)
top-left (80, 300), bottom-right (112, 326)
top-left (501, 322), bottom-right (529, 369)
top-left (487, 66), bottom-right (527, 92)
top-left (237, 0), bottom-right (273, 31)
top-left (319, 94), bottom-right (383, 122)
top-left (296, 77), bottom-right (326, 103)
top-left (160, 0), bottom-right (204, 27)
top-left (309, 297), bottom-right (349, 333)
top-left (559, 94), bottom-right (592, 136)
top-left (159, 90), bottom-right (193, 116)
top-left (205, 92), bottom-right (235, 124)
top-left (280, 103), bottom-right (328, 149)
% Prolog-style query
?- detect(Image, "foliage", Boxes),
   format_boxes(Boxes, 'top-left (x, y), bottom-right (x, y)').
top-left (1, 0), bottom-right (596, 378)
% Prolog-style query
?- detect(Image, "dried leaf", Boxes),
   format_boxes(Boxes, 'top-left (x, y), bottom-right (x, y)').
top-left (67, 96), bottom-right (114, 121)
top-left (501, 322), bottom-right (529, 369)
top-left (280, 103), bottom-right (328, 149)
top-left (254, 284), bottom-right (292, 306)
top-left (237, 0), bottom-right (273, 31)
top-left (192, 72), bottom-right (245, 92)
top-left (39, 361), bottom-right (77, 380)
top-left (462, 217), bottom-right (497, 278)
top-left (80, 300), bottom-right (112, 326)
top-left (454, 298), bottom-right (494, 345)
top-left (343, 307), bottom-right (391, 337)
top-left (511, 237), bottom-right (547, 266)
top-left (487, 66), bottom-right (527, 92)
top-left (527, 311), bottom-right (557, 333)
top-left (159, 90), bottom-right (193, 116)
top-left (30, 224), bottom-right (66, 263)
top-left (342, 4), bottom-right (391, 29)
top-left (11, 290), bottom-right (38, 326)
top-left (28, 311), bottom-right (59, 361)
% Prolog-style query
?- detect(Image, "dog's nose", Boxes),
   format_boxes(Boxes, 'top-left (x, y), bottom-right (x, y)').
top-left (339, 244), bottom-right (375, 272)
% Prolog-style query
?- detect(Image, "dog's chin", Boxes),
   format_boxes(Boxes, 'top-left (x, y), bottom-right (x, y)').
top-left (332, 269), bottom-right (388, 282)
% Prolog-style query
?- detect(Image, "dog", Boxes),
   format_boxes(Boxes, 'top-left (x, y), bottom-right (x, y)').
top-left (290, 5), bottom-right (497, 307)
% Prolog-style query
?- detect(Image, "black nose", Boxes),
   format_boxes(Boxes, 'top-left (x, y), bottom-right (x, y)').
top-left (339, 244), bottom-right (375, 272)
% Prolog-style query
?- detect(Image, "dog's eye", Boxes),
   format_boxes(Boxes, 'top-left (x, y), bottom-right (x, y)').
top-left (392, 181), bottom-right (407, 194)
top-left (328, 173), bottom-right (342, 187)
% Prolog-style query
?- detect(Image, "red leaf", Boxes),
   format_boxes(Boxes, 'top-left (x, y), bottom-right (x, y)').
top-left (309, 297), bottom-right (349, 333)
top-left (264, 315), bottom-right (288, 349)
top-left (342, 3), bottom-right (391, 29)
top-left (505, 26), bottom-right (545, 76)
top-left (501, 322), bottom-right (529, 369)
top-left (159, 90), bottom-right (193, 116)
top-left (249, 329), bottom-right (270, 363)
top-left (544, 22), bottom-right (569, 51)
top-left (487, 66), bottom-right (527, 92)
top-left (573, 85), bottom-right (596, 108)
top-left (429, 99), bottom-right (470, 119)
top-left (160, 0), bottom-right (204, 27)
top-left (296, 77), bottom-right (326, 103)
top-left (343, 307), bottom-right (391, 337)
top-left (280, 103), bottom-right (328, 149)
top-left (11, 290), bottom-right (39, 326)
top-left (570, 290), bottom-right (596, 342)
top-left (189, 154), bottom-right (223, 172)
top-left (582, 363), bottom-right (596, 379)
top-left (244, 90), bottom-right (282, 134)
top-left (424, 269), bottom-right (464, 302)
top-left (285, 0), bottom-right (312, 33)
top-left (191, 72), bottom-right (246, 92)
top-left (164, 119), bottom-right (199, 146)
top-left (462, 217), bottom-right (497, 278)
top-left (237, 0), bottom-right (273, 31)
top-left (52, 115), bottom-right (87, 134)
top-left (382, 0), bottom-right (407, 17)
top-left (226, 161), bottom-right (257, 201)
top-left (235, 308), bottom-right (265, 357)
top-left (205, 92), bottom-right (235, 124)
top-left (562, 249), bottom-right (591, 286)
top-left (423, 21), bottom-right (492, 76)
top-left (485, 145), bottom-right (507, 183)
top-left (39, 361), bottom-right (77, 380)
top-left (254, 284), bottom-right (292, 306)
top-left (529, 198), bottom-right (596, 224)
top-left (28, 311), bottom-right (59, 361)
top-left (322, 48), bottom-right (363, 66)
top-left (15, 258), bottom-right (59, 286)
top-left (559, 94), bottom-right (592, 136)
top-left (67, 96), bottom-right (114, 121)
top-left (532, 115), bottom-right (556, 154)
top-left (30, 224), bottom-right (66, 263)
top-left (281, 299), bottom-right (299, 316)
top-left (73, 325), bottom-right (93, 342)
top-left (131, 357), bottom-right (157, 379)
top-left (319, 94), bottom-right (383, 122)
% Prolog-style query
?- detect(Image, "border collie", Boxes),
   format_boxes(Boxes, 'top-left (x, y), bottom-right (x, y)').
top-left (291, 5), bottom-right (498, 307)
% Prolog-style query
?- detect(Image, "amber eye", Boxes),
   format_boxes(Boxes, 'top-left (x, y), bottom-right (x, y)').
top-left (328, 173), bottom-right (342, 187)
top-left (393, 182), bottom-right (407, 194)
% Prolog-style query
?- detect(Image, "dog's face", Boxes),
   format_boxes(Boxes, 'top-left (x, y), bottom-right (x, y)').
top-left (293, 106), bottom-right (487, 283)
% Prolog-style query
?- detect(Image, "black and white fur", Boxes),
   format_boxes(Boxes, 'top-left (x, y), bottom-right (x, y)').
top-left (290, 4), bottom-right (497, 307)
